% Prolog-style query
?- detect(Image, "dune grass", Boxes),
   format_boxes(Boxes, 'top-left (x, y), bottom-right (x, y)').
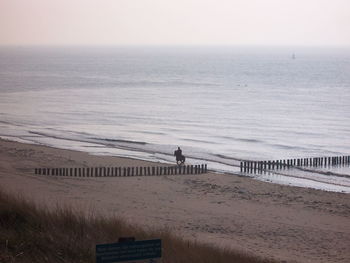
top-left (0, 189), bottom-right (275, 263)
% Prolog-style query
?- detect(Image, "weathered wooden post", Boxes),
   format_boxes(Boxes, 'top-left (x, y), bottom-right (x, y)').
top-left (204, 164), bottom-right (207, 173)
top-left (276, 160), bottom-right (280, 169)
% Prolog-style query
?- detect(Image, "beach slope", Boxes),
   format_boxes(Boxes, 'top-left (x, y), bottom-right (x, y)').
top-left (0, 138), bottom-right (349, 263)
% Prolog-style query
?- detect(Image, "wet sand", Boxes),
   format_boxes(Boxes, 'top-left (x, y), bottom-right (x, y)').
top-left (0, 138), bottom-right (349, 263)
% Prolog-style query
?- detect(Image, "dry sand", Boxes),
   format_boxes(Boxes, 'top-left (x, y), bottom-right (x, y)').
top-left (0, 138), bottom-right (349, 263)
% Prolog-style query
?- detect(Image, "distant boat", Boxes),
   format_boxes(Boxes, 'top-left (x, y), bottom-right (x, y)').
top-left (292, 53), bottom-right (296, 59)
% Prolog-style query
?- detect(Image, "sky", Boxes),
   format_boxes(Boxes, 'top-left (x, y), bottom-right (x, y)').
top-left (0, 0), bottom-right (349, 46)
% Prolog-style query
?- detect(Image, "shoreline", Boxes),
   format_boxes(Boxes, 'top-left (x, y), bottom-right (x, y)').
top-left (1, 138), bottom-right (350, 262)
top-left (2, 133), bottom-right (349, 193)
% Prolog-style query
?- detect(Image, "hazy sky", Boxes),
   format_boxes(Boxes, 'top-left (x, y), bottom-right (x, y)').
top-left (1, 0), bottom-right (349, 46)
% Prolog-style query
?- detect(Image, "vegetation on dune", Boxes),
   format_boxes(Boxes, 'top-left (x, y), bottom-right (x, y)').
top-left (0, 189), bottom-right (274, 263)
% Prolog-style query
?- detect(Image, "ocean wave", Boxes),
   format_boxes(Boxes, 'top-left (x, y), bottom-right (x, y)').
top-left (89, 137), bottom-right (147, 145)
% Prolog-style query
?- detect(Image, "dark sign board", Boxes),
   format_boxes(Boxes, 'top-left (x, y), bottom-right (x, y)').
top-left (96, 239), bottom-right (161, 263)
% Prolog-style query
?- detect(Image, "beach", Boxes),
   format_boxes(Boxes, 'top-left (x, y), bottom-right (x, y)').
top-left (1, 138), bottom-right (349, 263)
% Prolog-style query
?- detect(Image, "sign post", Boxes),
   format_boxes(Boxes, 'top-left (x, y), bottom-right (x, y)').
top-left (96, 239), bottom-right (161, 263)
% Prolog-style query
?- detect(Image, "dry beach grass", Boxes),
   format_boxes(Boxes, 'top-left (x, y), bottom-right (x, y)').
top-left (0, 189), bottom-right (273, 263)
top-left (0, 138), bottom-right (349, 262)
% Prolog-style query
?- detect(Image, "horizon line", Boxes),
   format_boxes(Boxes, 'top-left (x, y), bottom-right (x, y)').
top-left (1, 43), bottom-right (350, 49)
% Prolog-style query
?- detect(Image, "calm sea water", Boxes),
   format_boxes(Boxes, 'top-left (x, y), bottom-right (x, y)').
top-left (1, 46), bottom-right (350, 192)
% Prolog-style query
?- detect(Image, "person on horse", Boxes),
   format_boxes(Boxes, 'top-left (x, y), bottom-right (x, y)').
top-left (174, 147), bottom-right (185, 165)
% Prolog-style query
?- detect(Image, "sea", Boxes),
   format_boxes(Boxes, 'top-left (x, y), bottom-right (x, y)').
top-left (1, 46), bottom-right (349, 192)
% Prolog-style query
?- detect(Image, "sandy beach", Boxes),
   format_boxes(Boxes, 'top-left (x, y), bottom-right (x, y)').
top-left (1, 138), bottom-right (349, 263)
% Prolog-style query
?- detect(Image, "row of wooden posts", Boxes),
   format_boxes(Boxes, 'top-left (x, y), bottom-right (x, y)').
top-left (240, 155), bottom-right (350, 173)
top-left (35, 164), bottom-right (208, 177)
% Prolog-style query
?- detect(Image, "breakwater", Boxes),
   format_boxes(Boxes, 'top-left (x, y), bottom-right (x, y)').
top-left (240, 155), bottom-right (350, 173)
top-left (34, 164), bottom-right (208, 177)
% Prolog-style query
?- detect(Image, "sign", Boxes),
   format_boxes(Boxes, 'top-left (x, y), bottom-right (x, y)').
top-left (96, 239), bottom-right (161, 263)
